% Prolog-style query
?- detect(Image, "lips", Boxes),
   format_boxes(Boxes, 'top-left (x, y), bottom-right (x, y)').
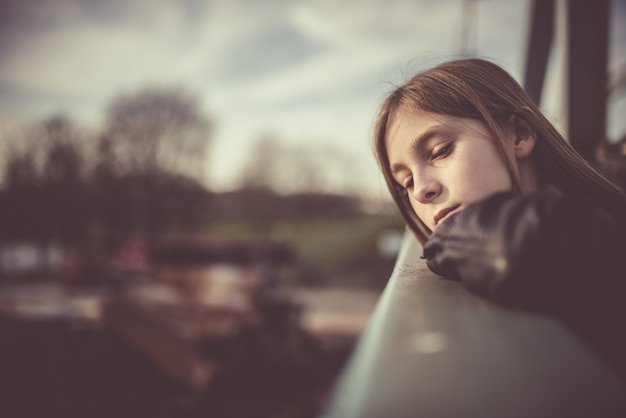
top-left (434, 204), bottom-right (461, 227)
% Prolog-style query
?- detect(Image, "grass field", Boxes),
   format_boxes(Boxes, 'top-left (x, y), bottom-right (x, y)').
top-left (196, 213), bottom-right (405, 288)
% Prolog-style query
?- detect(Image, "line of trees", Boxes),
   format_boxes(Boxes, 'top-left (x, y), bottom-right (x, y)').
top-left (0, 87), bottom-right (212, 253)
top-left (0, 84), bottom-right (383, 260)
top-left (240, 135), bottom-right (366, 195)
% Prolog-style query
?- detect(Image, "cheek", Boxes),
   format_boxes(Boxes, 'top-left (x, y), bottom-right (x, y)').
top-left (455, 154), bottom-right (512, 199)
top-left (408, 197), bottom-right (435, 229)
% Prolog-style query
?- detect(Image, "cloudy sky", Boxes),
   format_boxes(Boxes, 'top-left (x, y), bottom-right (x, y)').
top-left (0, 0), bottom-right (624, 197)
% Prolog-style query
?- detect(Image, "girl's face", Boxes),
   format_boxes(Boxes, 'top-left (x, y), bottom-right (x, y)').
top-left (386, 110), bottom-right (522, 231)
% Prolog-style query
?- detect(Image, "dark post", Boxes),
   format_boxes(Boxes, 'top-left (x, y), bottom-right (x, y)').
top-left (524, 0), bottom-right (555, 105)
top-left (567, 0), bottom-right (609, 163)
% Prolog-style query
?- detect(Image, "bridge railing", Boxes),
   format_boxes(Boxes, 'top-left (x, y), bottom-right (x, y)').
top-left (320, 231), bottom-right (626, 418)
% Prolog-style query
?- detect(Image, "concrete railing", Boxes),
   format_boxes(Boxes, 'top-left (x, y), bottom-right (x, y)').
top-left (320, 231), bottom-right (626, 418)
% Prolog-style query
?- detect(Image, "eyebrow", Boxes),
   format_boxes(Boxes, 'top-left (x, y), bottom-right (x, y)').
top-left (389, 125), bottom-right (450, 176)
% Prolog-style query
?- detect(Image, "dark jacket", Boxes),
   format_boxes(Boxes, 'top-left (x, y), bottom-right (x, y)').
top-left (422, 186), bottom-right (626, 377)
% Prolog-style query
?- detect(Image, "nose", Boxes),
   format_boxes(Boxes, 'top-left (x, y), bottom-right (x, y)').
top-left (413, 179), bottom-right (442, 204)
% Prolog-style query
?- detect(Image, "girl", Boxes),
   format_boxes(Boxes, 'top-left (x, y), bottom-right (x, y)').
top-left (374, 58), bottom-right (626, 378)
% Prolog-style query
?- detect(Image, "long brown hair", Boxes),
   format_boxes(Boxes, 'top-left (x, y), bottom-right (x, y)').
top-left (374, 58), bottom-right (626, 245)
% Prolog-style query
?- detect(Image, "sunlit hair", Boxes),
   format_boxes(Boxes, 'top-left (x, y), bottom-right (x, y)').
top-left (374, 58), bottom-right (626, 245)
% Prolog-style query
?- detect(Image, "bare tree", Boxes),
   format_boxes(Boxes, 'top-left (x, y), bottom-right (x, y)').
top-left (103, 87), bottom-right (211, 181)
top-left (0, 88), bottom-right (215, 257)
top-left (240, 135), bottom-right (365, 195)
top-left (0, 115), bottom-right (90, 258)
top-left (241, 135), bottom-right (283, 191)
top-left (94, 87), bottom-right (214, 244)
top-left (41, 117), bottom-right (88, 247)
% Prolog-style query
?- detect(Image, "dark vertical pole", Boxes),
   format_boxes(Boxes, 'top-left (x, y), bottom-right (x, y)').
top-left (524, 0), bottom-right (555, 105)
top-left (567, 0), bottom-right (609, 163)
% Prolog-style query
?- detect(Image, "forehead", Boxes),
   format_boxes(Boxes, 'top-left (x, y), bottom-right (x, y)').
top-left (386, 110), bottom-right (447, 153)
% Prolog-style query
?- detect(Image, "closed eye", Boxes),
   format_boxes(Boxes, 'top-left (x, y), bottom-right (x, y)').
top-left (431, 142), bottom-right (453, 160)
top-left (396, 177), bottom-right (413, 195)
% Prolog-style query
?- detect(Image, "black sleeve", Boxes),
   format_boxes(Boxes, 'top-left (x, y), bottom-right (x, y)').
top-left (422, 187), bottom-right (626, 315)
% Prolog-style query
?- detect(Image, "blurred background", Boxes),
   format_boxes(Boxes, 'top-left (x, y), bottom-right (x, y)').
top-left (0, 1), bottom-right (624, 417)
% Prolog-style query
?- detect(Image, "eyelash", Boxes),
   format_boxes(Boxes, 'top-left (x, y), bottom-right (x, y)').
top-left (398, 178), bottom-right (413, 195)
top-left (431, 142), bottom-right (453, 160)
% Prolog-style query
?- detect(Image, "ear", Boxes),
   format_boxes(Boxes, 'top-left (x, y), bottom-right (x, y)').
top-left (509, 108), bottom-right (536, 159)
